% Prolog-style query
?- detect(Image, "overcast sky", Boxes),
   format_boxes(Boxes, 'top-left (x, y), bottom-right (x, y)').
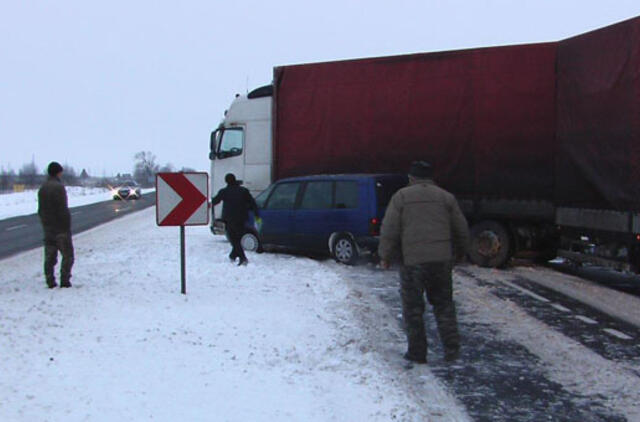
top-left (1, 0), bottom-right (639, 177)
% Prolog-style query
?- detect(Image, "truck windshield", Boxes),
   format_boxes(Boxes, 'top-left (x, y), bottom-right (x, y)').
top-left (217, 128), bottom-right (244, 159)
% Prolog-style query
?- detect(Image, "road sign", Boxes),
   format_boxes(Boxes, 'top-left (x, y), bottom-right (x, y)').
top-left (156, 172), bottom-right (209, 226)
top-left (156, 172), bottom-right (209, 295)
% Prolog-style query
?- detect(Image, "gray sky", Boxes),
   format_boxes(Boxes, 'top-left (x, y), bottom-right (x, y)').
top-left (1, 0), bottom-right (639, 177)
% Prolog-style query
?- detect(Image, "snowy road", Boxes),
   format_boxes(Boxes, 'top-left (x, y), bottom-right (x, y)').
top-left (335, 264), bottom-right (640, 421)
top-left (2, 207), bottom-right (640, 421)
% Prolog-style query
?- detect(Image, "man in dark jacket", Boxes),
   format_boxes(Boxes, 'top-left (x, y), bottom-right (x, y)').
top-left (378, 161), bottom-right (469, 364)
top-left (211, 173), bottom-right (259, 266)
top-left (38, 162), bottom-right (74, 288)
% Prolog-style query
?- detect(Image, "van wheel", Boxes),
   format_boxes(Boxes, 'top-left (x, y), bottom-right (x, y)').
top-left (333, 235), bottom-right (358, 265)
top-left (241, 230), bottom-right (261, 253)
top-left (468, 221), bottom-right (511, 268)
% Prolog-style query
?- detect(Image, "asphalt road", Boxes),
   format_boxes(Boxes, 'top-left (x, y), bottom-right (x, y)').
top-left (347, 264), bottom-right (640, 421)
top-left (547, 261), bottom-right (640, 297)
top-left (0, 193), bottom-right (156, 259)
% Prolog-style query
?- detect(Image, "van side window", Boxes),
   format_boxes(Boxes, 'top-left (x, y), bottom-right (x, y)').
top-left (335, 181), bottom-right (359, 209)
top-left (265, 183), bottom-right (300, 210)
top-left (300, 181), bottom-right (333, 209)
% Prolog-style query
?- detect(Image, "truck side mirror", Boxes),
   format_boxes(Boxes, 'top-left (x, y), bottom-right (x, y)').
top-left (210, 130), bottom-right (219, 159)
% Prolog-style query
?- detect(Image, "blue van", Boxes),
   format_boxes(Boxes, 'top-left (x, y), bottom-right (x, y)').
top-left (249, 174), bottom-right (408, 264)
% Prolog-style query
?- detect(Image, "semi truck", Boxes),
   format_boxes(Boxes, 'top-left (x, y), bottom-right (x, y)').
top-left (210, 16), bottom-right (640, 270)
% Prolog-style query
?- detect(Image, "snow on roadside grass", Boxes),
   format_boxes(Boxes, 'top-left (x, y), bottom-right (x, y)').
top-left (0, 187), bottom-right (155, 220)
top-left (0, 207), bottom-right (461, 421)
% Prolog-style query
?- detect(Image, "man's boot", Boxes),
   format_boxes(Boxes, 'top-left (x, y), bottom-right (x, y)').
top-left (46, 278), bottom-right (57, 289)
top-left (403, 352), bottom-right (427, 364)
top-left (444, 348), bottom-right (460, 363)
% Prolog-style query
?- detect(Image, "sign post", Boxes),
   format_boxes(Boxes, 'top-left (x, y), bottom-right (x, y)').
top-left (156, 172), bottom-right (209, 294)
top-left (180, 225), bottom-right (186, 294)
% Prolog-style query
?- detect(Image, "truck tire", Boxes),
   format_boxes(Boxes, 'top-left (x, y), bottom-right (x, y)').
top-left (468, 221), bottom-right (511, 268)
top-left (332, 235), bottom-right (359, 265)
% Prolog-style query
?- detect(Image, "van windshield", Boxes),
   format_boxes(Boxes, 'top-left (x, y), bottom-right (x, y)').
top-left (255, 184), bottom-right (274, 208)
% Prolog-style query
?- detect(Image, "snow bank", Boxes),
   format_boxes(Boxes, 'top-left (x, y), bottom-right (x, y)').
top-left (0, 208), bottom-right (464, 421)
top-left (0, 187), bottom-right (155, 220)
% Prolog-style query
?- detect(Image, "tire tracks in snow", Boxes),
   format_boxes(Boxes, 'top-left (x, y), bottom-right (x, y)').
top-left (456, 267), bottom-right (640, 421)
top-left (338, 264), bottom-right (632, 421)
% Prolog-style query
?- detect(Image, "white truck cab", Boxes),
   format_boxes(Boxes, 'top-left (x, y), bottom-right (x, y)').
top-left (209, 85), bottom-right (273, 222)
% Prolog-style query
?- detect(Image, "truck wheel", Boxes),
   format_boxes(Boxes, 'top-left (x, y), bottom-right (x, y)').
top-left (332, 235), bottom-right (359, 265)
top-left (468, 221), bottom-right (511, 268)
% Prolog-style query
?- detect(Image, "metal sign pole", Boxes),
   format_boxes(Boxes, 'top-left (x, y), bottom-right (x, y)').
top-left (157, 172), bottom-right (209, 295)
top-left (180, 225), bottom-right (186, 294)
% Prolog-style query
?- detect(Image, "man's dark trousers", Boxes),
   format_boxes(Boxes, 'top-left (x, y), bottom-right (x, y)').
top-left (399, 261), bottom-right (459, 360)
top-left (44, 232), bottom-right (74, 286)
top-left (226, 221), bottom-right (247, 262)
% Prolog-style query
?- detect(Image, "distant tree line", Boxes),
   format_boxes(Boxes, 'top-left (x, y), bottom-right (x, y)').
top-left (0, 160), bottom-right (94, 192)
top-left (0, 152), bottom-right (195, 192)
top-left (133, 151), bottom-right (194, 187)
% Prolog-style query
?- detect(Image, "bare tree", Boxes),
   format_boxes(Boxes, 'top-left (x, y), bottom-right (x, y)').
top-left (158, 162), bottom-right (175, 173)
top-left (19, 160), bottom-right (39, 187)
top-left (62, 164), bottom-right (78, 185)
top-left (133, 151), bottom-right (159, 186)
top-left (0, 166), bottom-right (16, 192)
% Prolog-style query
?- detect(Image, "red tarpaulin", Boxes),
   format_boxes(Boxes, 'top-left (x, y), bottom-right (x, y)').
top-left (274, 16), bottom-right (640, 211)
top-left (556, 16), bottom-right (640, 211)
top-left (274, 43), bottom-right (557, 200)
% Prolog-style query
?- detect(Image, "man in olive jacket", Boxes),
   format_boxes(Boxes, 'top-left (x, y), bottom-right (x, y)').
top-left (38, 162), bottom-right (74, 288)
top-left (378, 161), bottom-right (469, 364)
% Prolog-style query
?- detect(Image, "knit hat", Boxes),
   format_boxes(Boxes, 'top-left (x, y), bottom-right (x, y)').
top-left (47, 162), bottom-right (63, 177)
top-left (225, 173), bottom-right (237, 185)
top-left (408, 161), bottom-right (433, 178)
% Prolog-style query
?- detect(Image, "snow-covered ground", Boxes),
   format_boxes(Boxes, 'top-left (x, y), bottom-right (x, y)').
top-left (0, 207), bottom-right (467, 421)
top-left (0, 187), bottom-right (155, 220)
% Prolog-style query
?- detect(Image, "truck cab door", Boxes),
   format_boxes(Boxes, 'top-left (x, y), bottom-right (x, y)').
top-left (211, 127), bottom-right (245, 217)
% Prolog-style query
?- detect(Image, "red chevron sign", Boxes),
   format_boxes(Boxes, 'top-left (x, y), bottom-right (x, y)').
top-left (156, 172), bottom-right (209, 226)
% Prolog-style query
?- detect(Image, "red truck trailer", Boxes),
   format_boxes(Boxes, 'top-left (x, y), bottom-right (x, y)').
top-left (555, 16), bottom-right (640, 269)
top-left (210, 16), bottom-right (640, 270)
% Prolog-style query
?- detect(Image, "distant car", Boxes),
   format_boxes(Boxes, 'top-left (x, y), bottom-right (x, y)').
top-left (251, 174), bottom-right (408, 264)
top-left (112, 181), bottom-right (142, 200)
